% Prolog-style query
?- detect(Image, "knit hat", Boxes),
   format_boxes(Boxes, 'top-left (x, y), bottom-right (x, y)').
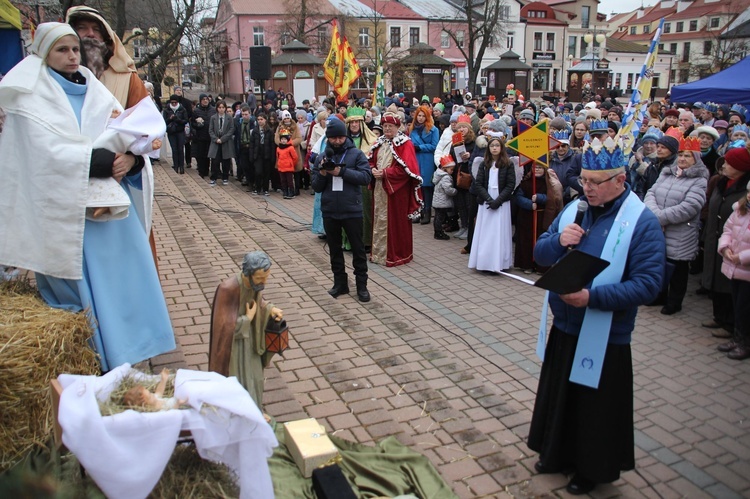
top-left (586, 108), bottom-right (602, 120)
top-left (695, 125), bottom-right (719, 141)
top-left (549, 117), bottom-right (568, 130)
top-left (664, 109), bottom-right (680, 118)
top-left (325, 117), bottom-right (347, 138)
top-left (280, 110), bottom-right (292, 120)
top-left (657, 135), bottom-right (679, 155)
top-left (608, 121), bottom-right (619, 134)
top-left (724, 146), bottom-right (750, 172)
top-left (641, 126), bottom-right (664, 143)
top-left (584, 101), bottom-right (597, 110)
top-left (168, 94), bottom-right (180, 102)
top-left (31, 22), bottom-right (78, 59)
top-left (488, 119), bottom-right (507, 135)
top-left (541, 107), bottom-right (555, 120)
top-left (199, 93), bottom-right (208, 101)
top-left (450, 112), bottom-right (462, 123)
top-left (519, 109), bottom-right (535, 121)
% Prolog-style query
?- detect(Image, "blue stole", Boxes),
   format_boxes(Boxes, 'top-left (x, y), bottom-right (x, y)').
top-left (537, 191), bottom-right (645, 389)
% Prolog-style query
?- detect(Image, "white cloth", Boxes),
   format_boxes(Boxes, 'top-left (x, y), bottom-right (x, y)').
top-left (469, 167), bottom-right (513, 272)
top-left (58, 364), bottom-right (277, 499)
top-left (0, 56), bottom-right (121, 279)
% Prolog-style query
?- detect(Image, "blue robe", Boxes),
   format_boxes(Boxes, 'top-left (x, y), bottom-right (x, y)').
top-left (36, 174), bottom-right (175, 371)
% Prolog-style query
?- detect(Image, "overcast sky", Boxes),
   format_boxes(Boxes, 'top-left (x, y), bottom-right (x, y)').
top-left (599, 0), bottom-right (658, 18)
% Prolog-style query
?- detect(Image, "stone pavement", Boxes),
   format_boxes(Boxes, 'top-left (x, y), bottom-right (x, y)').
top-left (148, 159), bottom-right (749, 498)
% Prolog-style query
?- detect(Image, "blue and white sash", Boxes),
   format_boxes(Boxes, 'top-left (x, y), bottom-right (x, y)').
top-left (537, 191), bottom-right (645, 388)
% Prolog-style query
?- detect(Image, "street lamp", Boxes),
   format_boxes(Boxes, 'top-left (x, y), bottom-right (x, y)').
top-left (583, 28), bottom-right (605, 97)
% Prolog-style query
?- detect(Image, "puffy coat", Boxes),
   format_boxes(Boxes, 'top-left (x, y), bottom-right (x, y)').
top-left (644, 159), bottom-right (709, 261)
top-left (275, 120), bottom-right (303, 171)
top-left (471, 161), bottom-right (515, 205)
top-left (432, 168), bottom-right (457, 209)
top-left (703, 172), bottom-right (750, 293)
top-left (163, 105), bottom-right (188, 135)
top-left (534, 185), bottom-right (666, 344)
top-left (409, 125), bottom-right (439, 187)
top-left (311, 137), bottom-right (373, 219)
top-left (718, 202), bottom-right (750, 282)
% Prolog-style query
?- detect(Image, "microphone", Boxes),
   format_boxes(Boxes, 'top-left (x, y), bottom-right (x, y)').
top-left (568, 200), bottom-right (588, 250)
top-left (573, 200), bottom-right (588, 227)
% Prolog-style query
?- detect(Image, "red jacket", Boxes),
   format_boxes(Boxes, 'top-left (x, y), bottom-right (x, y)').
top-left (276, 144), bottom-right (298, 173)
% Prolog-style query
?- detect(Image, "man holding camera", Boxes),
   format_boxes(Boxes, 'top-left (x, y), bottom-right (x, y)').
top-left (311, 118), bottom-right (373, 302)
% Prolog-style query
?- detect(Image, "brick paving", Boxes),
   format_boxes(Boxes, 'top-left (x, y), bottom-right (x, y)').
top-left (148, 158), bottom-right (750, 498)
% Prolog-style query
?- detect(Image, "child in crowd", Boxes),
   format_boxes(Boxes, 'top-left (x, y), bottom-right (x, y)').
top-left (432, 155), bottom-right (458, 240)
top-left (276, 129), bottom-right (298, 199)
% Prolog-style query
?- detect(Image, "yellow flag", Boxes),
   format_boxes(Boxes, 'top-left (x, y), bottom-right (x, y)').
top-left (323, 20), bottom-right (343, 89)
top-left (336, 33), bottom-right (361, 101)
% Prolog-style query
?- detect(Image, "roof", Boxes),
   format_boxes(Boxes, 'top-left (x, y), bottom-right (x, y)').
top-left (272, 40), bottom-right (324, 65)
top-left (485, 50), bottom-right (532, 70)
top-left (521, 1), bottom-right (567, 25)
top-left (325, 0), bottom-right (378, 17)
top-left (605, 37), bottom-right (649, 53)
top-left (224, 0), bottom-right (287, 15)
top-left (722, 19), bottom-right (750, 38)
top-left (397, 0), bottom-right (462, 20)
top-left (357, 0), bottom-right (423, 19)
top-left (393, 42), bottom-right (453, 66)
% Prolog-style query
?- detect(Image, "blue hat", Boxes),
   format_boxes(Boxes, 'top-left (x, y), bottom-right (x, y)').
top-left (589, 119), bottom-right (609, 135)
top-left (732, 124), bottom-right (750, 136)
top-left (325, 117), bottom-right (347, 138)
top-left (641, 126), bottom-right (664, 143)
top-left (730, 104), bottom-right (747, 115)
top-left (582, 137), bottom-right (627, 171)
top-left (703, 102), bottom-right (718, 113)
top-left (552, 130), bottom-right (570, 144)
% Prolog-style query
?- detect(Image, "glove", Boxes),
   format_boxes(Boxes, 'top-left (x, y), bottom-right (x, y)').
top-left (489, 197), bottom-right (503, 210)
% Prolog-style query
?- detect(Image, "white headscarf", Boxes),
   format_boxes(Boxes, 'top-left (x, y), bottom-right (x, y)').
top-left (30, 22), bottom-right (79, 60)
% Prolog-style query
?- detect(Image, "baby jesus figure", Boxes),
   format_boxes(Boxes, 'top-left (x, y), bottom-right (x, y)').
top-left (122, 369), bottom-right (188, 411)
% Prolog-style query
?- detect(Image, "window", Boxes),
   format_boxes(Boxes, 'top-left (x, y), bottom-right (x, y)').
top-left (582, 6), bottom-right (590, 29)
top-left (409, 27), bottom-right (419, 46)
top-left (133, 38), bottom-right (145, 59)
top-left (679, 68), bottom-right (689, 83)
top-left (391, 27), bottom-right (401, 48)
top-left (507, 31), bottom-right (515, 49)
top-left (615, 73), bottom-right (621, 88)
top-left (676, 21), bottom-right (683, 32)
top-left (670, 69), bottom-right (676, 83)
top-left (359, 27), bottom-right (370, 47)
top-left (580, 37), bottom-right (588, 55)
top-left (253, 26), bottom-right (264, 46)
top-left (568, 35), bottom-right (577, 58)
top-left (353, 65), bottom-right (376, 90)
top-left (440, 31), bottom-right (449, 48)
top-left (627, 73), bottom-right (633, 88)
top-left (534, 32), bottom-right (542, 51)
top-left (317, 27), bottom-right (327, 51)
top-left (500, 5), bottom-right (510, 19)
top-left (704, 40), bottom-right (712, 55)
top-left (546, 33), bottom-right (555, 51)
top-left (664, 22), bottom-right (671, 33)
top-left (659, 43), bottom-right (664, 51)
top-left (643, 25), bottom-right (650, 34)
top-left (670, 43), bottom-right (677, 54)
top-left (682, 42), bottom-right (690, 62)
top-left (456, 30), bottom-right (464, 48)
top-left (630, 26), bottom-right (636, 35)
top-left (280, 31), bottom-right (291, 46)
top-left (530, 10), bottom-right (547, 18)
top-left (710, 17), bottom-right (720, 29)
top-left (689, 20), bottom-right (697, 31)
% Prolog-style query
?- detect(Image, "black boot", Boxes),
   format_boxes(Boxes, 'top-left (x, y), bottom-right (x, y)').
top-left (420, 210), bottom-right (431, 225)
top-left (283, 189), bottom-right (291, 199)
top-left (356, 277), bottom-right (370, 302)
top-left (179, 166), bottom-right (185, 174)
top-left (328, 276), bottom-right (349, 298)
top-left (434, 231), bottom-right (450, 240)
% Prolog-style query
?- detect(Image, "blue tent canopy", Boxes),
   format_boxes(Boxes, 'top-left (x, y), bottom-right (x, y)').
top-left (670, 56), bottom-right (750, 107)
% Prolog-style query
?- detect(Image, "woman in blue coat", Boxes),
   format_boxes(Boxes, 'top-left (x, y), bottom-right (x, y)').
top-left (409, 105), bottom-right (440, 224)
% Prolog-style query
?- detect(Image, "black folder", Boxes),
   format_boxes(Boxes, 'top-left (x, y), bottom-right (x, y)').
top-left (533, 250), bottom-right (610, 295)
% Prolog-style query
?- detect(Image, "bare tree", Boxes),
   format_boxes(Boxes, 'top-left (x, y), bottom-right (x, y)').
top-left (440, 0), bottom-right (511, 93)
top-left (275, 0), bottom-right (336, 51)
top-left (688, 28), bottom-right (750, 79)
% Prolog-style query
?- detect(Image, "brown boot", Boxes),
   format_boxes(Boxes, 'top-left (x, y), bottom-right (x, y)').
top-left (717, 340), bottom-right (738, 353)
top-left (727, 343), bottom-right (750, 360)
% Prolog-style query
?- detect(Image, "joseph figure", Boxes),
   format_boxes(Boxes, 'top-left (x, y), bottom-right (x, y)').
top-left (209, 251), bottom-right (283, 411)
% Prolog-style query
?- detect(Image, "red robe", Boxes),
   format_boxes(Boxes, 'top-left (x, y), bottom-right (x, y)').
top-left (368, 134), bottom-right (423, 267)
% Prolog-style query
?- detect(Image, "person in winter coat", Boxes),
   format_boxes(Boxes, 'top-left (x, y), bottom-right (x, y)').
top-left (208, 100), bottom-right (235, 185)
top-left (716, 178), bottom-right (750, 360)
top-left (432, 156), bottom-right (458, 240)
top-left (191, 94), bottom-right (216, 178)
top-left (251, 114), bottom-right (275, 195)
top-left (450, 117), bottom-right (476, 240)
top-left (549, 132), bottom-right (583, 203)
top-left (163, 94), bottom-right (189, 174)
top-left (275, 110), bottom-right (303, 195)
top-left (275, 130), bottom-right (298, 199)
top-left (409, 105), bottom-right (440, 225)
top-left (629, 127), bottom-right (662, 200)
top-left (639, 129), bottom-right (680, 198)
top-left (701, 144), bottom-right (750, 335)
top-left (644, 137), bottom-right (709, 314)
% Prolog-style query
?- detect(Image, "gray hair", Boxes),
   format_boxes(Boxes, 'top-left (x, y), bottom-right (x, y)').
top-left (296, 109), bottom-right (308, 119)
top-left (242, 251), bottom-right (272, 277)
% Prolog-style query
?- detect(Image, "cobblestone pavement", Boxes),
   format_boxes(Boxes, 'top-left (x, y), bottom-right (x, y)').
top-left (148, 159), bottom-right (749, 498)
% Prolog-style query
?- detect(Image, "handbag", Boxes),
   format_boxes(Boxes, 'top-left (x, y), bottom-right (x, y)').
top-left (456, 169), bottom-right (472, 190)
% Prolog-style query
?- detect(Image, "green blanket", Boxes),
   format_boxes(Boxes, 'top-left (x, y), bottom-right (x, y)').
top-left (269, 425), bottom-right (457, 499)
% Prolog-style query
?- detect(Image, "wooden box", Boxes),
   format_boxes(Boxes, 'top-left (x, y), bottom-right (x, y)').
top-left (283, 418), bottom-right (338, 478)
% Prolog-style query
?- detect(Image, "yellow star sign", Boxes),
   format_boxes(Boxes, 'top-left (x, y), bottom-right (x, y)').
top-left (506, 120), bottom-right (561, 167)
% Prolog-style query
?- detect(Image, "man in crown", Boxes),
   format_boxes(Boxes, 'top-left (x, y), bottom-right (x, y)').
top-left (367, 112), bottom-right (423, 267)
top-left (528, 136), bottom-right (666, 495)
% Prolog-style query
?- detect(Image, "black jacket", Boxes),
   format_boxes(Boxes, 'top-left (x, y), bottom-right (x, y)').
top-left (251, 126), bottom-right (275, 162)
top-left (311, 137), bottom-right (373, 219)
top-left (163, 105), bottom-right (189, 135)
top-left (471, 161), bottom-right (515, 205)
top-left (191, 104), bottom-right (216, 141)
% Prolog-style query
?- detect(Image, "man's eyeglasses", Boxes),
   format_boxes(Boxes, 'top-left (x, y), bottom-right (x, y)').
top-left (577, 172), bottom-right (621, 188)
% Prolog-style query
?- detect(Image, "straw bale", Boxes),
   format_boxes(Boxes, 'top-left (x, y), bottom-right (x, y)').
top-left (0, 280), bottom-right (99, 471)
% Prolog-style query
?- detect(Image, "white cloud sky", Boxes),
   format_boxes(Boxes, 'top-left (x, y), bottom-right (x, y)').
top-left (599, 0), bottom-right (658, 18)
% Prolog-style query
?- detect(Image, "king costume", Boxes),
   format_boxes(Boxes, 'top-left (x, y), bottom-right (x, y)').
top-left (367, 127), bottom-right (423, 267)
top-left (528, 137), bottom-right (666, 491)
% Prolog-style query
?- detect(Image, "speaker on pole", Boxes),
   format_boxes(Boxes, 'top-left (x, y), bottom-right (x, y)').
top-left (249, 46), bottom-right (272, 81)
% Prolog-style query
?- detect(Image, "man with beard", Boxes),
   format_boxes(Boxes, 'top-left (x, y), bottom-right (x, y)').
top-left (209, 251), bottom-right (283, 413)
